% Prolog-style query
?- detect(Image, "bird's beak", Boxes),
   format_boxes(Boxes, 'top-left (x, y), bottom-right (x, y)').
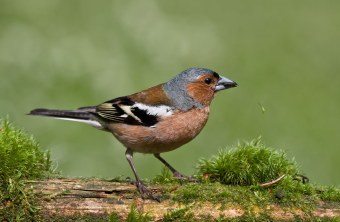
top-left (215, 76), bottom-right (238, 92)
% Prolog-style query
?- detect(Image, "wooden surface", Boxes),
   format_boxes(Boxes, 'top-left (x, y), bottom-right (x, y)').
top-left (27, 178), bottom-right (340, 220)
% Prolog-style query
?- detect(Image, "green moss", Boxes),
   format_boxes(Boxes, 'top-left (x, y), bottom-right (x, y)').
top-left (0, 119), bottom-right (54, 221)
top-left (161, 208), bottom-right (196, 222)
top-left (153, 167), bottom-right (178, 184)
top-left (156, 138), bottom-right (340, 220)
top-left (0, 119), bottom-right (53, 181)
top-left (126, 203), bottom-right (153, 222)
top-left (109, 175), bottom-right (131, 182)
top-left (109, 211), bottom-right (121, 222)
top-left (319, 186), bottom-right (340, 202)
top-left (197, 137), bottom-right (299, 186)
top-left (172, 182), bottom-right (259, 207)
top-left (171, 181), bottom-right (339, 221)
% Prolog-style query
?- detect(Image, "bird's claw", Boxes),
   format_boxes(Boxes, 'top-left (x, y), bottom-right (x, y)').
top-left (135, 181), bottom-right (160, 202)
top-left (173, 172), bottom-right (198, 183)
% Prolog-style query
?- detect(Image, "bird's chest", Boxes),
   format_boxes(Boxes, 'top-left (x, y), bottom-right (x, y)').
top-left (109, 107), bottom-right (210, 153)
top-left (155, 107), bottom-right (210, 144)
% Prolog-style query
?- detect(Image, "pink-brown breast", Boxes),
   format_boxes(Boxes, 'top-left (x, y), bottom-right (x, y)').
top-left (107, 106), bottom-right (210, 153)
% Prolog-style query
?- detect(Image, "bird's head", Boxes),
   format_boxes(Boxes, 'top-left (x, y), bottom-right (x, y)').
top-left (163, 68), bottom-right (237, 111)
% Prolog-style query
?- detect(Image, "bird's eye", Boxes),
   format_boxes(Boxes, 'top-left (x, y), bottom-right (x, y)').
top-left (204, 78), bottom-right (212, 85)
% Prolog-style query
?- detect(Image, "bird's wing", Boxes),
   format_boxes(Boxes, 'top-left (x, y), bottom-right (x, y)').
top-left (93, 96), bottom-right (174, 127)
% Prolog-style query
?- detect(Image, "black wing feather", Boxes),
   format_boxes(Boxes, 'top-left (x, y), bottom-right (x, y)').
top-left (93, 96), bottom-right (159, 127)
top-left (130, 107), bottom-right (158, 126)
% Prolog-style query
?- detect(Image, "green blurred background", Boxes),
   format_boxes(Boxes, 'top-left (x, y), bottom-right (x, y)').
top-left (1, 1), bottom-right (339, 185)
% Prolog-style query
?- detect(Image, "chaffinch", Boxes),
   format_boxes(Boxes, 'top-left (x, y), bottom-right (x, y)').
top-left (29, 67), bottom-right (237, 200)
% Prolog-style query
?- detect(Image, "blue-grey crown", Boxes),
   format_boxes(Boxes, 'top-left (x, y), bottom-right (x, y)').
top-left (162, 68), bottom-right (215, 111)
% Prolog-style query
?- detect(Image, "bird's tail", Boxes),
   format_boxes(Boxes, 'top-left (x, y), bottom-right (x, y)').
top-left (28, 107), bottom-right (104, 129)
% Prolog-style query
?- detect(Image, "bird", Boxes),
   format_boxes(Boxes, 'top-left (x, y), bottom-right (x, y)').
top-left (28, 67), bottom-right (237, 200)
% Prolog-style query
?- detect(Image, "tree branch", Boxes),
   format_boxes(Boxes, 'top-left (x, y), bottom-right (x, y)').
top-left (27, 178), bottom-right (340, 220)
top-left (260, 174), bottom-right (286, 187)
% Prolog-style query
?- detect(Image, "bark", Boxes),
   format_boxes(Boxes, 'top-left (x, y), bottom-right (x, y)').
top-left (27, 178), bottom-right (340, 221)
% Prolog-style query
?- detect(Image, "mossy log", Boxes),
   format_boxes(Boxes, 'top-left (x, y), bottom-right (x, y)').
top-left (28, 178), bottom-right (340, 221)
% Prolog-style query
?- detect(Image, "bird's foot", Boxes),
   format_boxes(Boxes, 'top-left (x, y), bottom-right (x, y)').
top-left (135, 180), bottom-right (160, 202)
top-left (173, 171), bottom-right (198, 183)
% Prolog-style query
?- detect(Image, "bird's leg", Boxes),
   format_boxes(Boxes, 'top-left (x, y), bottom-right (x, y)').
top-left (125, 149), bottom-right (159, 201)
top-left (154, 153), bottom-right (197, 182)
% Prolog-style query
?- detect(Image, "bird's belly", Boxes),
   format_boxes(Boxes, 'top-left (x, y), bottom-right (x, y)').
top-left (108, 107), bottom-right (210, 153)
